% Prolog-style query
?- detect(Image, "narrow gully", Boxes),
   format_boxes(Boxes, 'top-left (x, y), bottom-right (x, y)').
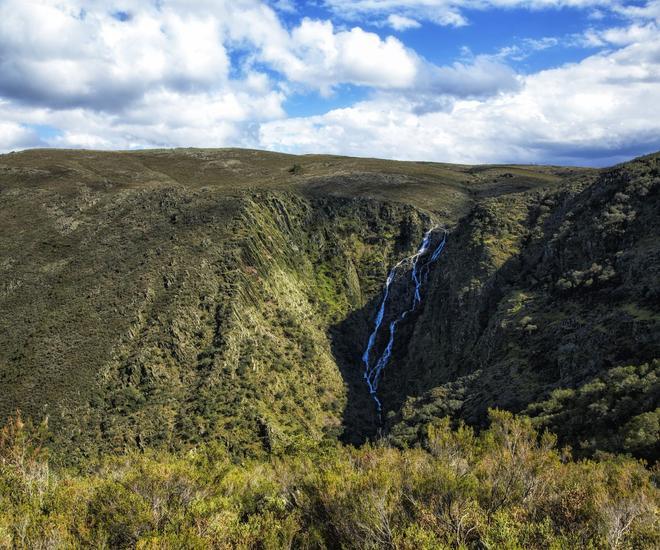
top-left (362, 227), bottom-right (447, 420)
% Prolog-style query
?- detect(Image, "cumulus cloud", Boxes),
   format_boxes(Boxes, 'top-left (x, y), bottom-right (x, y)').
top-left (0, 0), bottom-right (429, 151)
top-left (277, 20), bottom-right (420, 92)
top-left (0, 1), bottom-right (232, 110)
top-left (581, 22), bottom-right (660, 47)
top-left (494, 37), bottom-right (560, 61)
top-left (0, 84), bottom-right (286, 151)
top-left (270, 0), bottom-right (297, 13)
top-left (420, 55), bottom-right (520, 97)
top-left (0, 1), bottom-right (428, 106)
top-left (260, 30), bottom-right (660, 165)
top-left (0, 0), bottom-right (522, 153)
top-left (270, 18), bottom-right (515, 96)
top-left (613, 0), bottom-right (660, 22)
top-left (0, 121), bottom-right (43, 152)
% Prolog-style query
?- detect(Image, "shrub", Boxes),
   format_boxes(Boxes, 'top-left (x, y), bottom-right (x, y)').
top-left (0, 411), bottom-right (657, 548)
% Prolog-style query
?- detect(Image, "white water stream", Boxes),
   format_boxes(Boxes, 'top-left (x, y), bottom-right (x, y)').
top-left (362, 228), bottom-right (447, 416)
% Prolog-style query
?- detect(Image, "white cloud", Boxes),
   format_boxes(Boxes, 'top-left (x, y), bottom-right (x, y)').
top-left (0, 1), bottom-right (235, 110)
top-left (494, 37), bottom-right (560, 61)
top-left (270, 0), bottom-right (297, 13)
top-left (0, 121), bottom-right (43, 152)
top-left (268, 18), bottom-right (514, 96)
top-left (0, 0), bottom-right (430, 152)
top-left (613, 0), bottom-right (660, 22)
top-left (0, 0), bottom-right (519, 153)
top-left (280, 19), bottom-right (420, 92)
top-left (0, 1), bottom-right (429, 106)
top-left (596, 22), bottom-right (659, 46)
top-left (0, 83), bottom-right (287, 151)
top-left (387, 14), bottom-right (422, 30)
top-left (260, 30), bottom-right (660, 165)
top-left (420, 56), bottom-right (520, 97)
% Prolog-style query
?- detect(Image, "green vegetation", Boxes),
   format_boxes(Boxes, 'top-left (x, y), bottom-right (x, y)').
top-left (0, 164), bottom-right (430, 460)
top-left (383, 153), bottom-right (659, 456)
top-left (0, 148), bottom-right (658, 545)
top-left (525, 361), bottom-right (659, 460)
top-left (1, 410), bottom-right (657, 549)
top-left (289, 163), bottom-right (303, 175)
top-left (3, 147), bottom-right (578, 460)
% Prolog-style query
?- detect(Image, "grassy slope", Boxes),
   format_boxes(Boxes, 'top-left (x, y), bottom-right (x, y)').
top-left (4, 147), bottom-right (653, 463)
top-left (0, 147), bottom-right (578, 214)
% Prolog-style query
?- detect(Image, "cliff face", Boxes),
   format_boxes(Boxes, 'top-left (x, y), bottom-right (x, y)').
top-left (0, 178), bottom-right (430, 459)
top-left (384, 154), bottom-right (659, 460)
top-left (0, 149), bottom-right (657, 461)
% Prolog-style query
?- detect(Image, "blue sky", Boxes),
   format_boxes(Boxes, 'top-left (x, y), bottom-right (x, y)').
top-left (289, 2), bottom-right (611, 67)
top-left (0, 0), bottom-right (658, 165)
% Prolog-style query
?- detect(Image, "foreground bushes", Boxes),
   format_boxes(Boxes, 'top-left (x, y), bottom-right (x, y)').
top-left (1, 411), bottom-right (658, 549)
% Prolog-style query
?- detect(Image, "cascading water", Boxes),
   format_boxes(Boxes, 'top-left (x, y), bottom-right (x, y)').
top-left (362, 227), bottom-right (447, 417)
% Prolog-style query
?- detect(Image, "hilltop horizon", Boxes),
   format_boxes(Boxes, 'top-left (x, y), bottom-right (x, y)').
top-left (3, 145), bottom-right (655, 169)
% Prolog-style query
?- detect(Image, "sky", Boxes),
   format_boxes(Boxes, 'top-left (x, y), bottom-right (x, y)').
top-left (0, 1), bottom-right (659, 166)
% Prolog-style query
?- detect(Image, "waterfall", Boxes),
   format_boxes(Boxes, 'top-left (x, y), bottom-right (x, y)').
top-left (362, 227), bottom-right (447, 416)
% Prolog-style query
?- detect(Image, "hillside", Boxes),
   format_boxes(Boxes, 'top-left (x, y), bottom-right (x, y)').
top-left (384, 153), bottom-right (660, 461)
top-left (1, 148), bottom-right (658, 548)
top-left (0, 149), bottom-right (657, 464)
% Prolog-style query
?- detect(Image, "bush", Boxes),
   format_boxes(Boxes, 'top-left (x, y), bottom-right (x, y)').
top-left (0, 411), bottom-right (657, 548)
